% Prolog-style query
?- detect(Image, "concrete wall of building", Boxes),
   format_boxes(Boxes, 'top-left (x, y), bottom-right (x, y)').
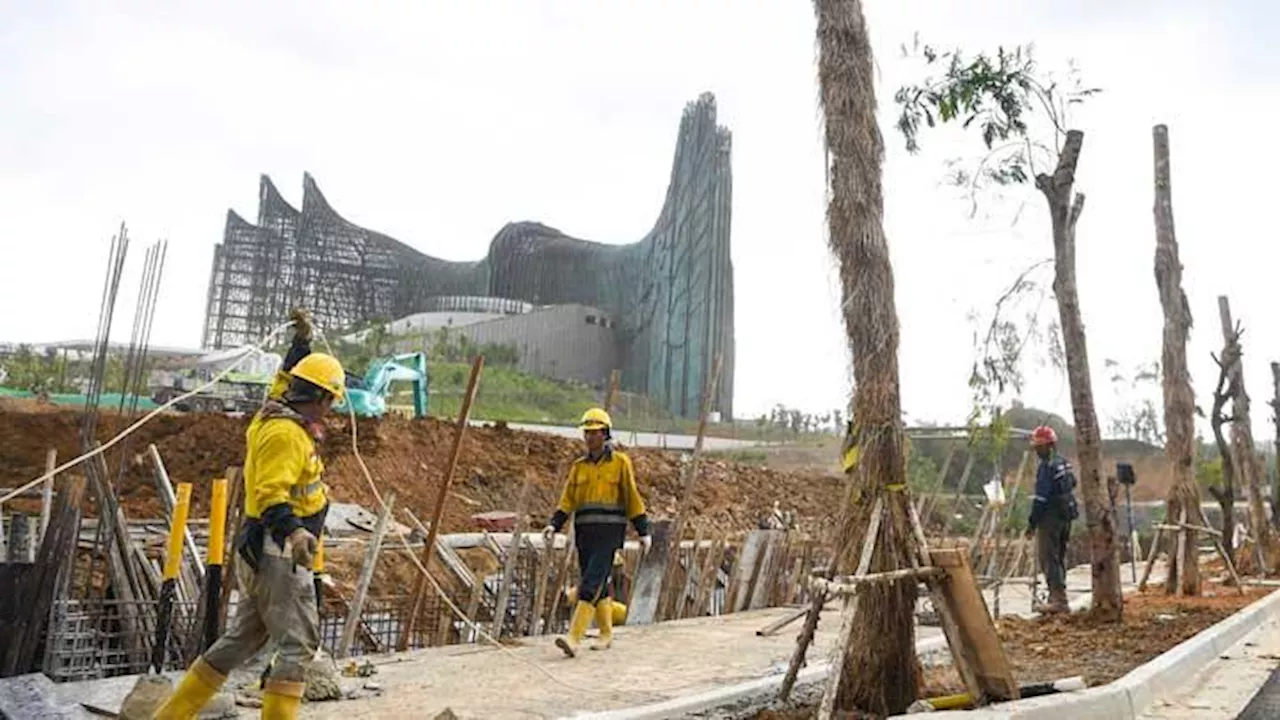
top-left (400, 304), bottom-right (617, 386)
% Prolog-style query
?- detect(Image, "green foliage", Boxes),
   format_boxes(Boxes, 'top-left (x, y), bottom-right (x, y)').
top-left (758, 404), bottom-right (842, 436)
top-left (907, 443), bottom-right (942, 493)
top-left (894, 37), bottom-right (1100, 450)
top-left (0, 345), bottom-right (121, 395)
top-left (419, 361), bottom-right (596, 423)
top-left (329, 323), bottom-right (521, 380)
top-left (894, 38), bottom-right (1100, 200)
top-left (1196, 455), bottom-right (1224, 493)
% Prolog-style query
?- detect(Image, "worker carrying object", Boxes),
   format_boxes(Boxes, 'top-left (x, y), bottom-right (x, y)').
top-left (155, 309), bottom-right (343, 720)
top-left (1024, 425), bottom-right (1079, 615)
top-left (543, 407), bottom-right (651, 657)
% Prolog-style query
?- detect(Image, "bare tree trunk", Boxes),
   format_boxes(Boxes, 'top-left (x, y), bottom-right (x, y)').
top-left (1209, 345), bottom-right (1237, 564)
top-left (1218, 296), bottom-right (1273, 568)
top-left (1269, 362), bottom-right (1280, 529)
top-left (1035, 130), bottom-right (1123, 618)
top-left (1152, 125), bottom-right (1201, 596)
top-left (814, 0), bottom-right (921, 713)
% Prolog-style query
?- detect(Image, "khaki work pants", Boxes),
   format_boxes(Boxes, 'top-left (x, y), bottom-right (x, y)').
top-left (202, 535), bottom-right (320, 683)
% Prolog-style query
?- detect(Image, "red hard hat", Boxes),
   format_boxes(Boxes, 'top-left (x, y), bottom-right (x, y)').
top-left (1030, 426), bottom-right (1058, 446)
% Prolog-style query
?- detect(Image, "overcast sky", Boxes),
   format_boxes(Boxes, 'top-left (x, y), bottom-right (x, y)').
top-left (1, 1), bottom-right (1277, 440)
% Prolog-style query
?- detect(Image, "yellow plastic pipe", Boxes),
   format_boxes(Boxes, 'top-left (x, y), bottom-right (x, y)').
top-left (163, 483), bottom-right (193, 581)
top-left (208, 478), bottom-right (228, 566)
top-left (313, 533), bottom-right (325, 572)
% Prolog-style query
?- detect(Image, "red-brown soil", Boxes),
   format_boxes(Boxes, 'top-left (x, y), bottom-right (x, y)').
top-left (0, 402), bottom-right (845, 538)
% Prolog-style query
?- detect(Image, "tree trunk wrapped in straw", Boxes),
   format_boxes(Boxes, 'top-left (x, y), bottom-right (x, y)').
top-left (814, 0), bottom-right (921, 713)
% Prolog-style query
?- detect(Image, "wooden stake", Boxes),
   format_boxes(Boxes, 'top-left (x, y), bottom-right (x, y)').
top-left (660, 354), bottom-right (723, 619)
top-left (491, 478), bottom-right (531, 638)
top-left (778, 588), bottom-right (826, 701)
top-left (39, 449), bottom-right (56, 544)
top-left (338, 492), bottom-right (395, 659)
top-left (816, 496), bottom-right (883, 720)
top-left (917, 447), bottom-right (956, 520)
top-left (1138, 525), bottom-right (1164, 591)
top-left (604, 369), bottom-right (621, 414)
top-left (694, 539), bottom-right (725, 616)
top-left (148, 445), bottom-right (205, 580)
top-left (546, 525), bottom-right (576, 632)
top-left (218, 467), bottom-right (243, 633)
top-left (938, 453), bottom-right (977, 539)
top-left (530, 533), bottom-right (556, 635)
top-left (403, 354), bottom-right (484, 648)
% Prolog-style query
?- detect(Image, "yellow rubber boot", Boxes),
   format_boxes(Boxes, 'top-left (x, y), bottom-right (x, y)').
top-left (555, 600), bottom-right (595, 658)
top-left (152, 657), bottom-right (225, 719)
top-left (591, 597), bottom-right (614, 650)
top-left (261, 679), bottom-right (305, 719)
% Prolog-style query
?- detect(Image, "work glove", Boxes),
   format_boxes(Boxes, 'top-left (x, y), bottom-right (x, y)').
top-left (639, 534), bottom-right (652, 556)
top-left (289, 307), bottom-right (314, 343)
top-left (541, 525), bottom-right (556, 546)
top-left (288, 528), bottom-right (318, 568)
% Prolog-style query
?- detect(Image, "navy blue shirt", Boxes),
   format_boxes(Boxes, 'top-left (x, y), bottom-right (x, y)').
top-left (1029, 454), bottom-right (1079, 530)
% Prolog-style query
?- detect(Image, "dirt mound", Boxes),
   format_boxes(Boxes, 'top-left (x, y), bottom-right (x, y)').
top-left (0, 407), bottom-right (844, 537)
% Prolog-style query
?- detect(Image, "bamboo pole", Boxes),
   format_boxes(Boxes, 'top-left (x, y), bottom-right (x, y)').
top-left (402, 355), bottom-right (483, 649)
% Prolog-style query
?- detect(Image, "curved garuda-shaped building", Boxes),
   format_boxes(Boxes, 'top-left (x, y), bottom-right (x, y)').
top-left (203, 92), bottom-right (733, 419)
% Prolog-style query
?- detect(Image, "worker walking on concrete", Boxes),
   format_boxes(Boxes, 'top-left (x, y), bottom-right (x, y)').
top-left (543, 407), bottom-right (651, 657)
top-left (155, 310), bottom-right (344, 720)
top-left (1024, 425), bottom-right (1079, 614)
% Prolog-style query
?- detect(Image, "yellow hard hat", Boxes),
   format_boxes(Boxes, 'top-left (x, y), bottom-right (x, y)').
top-left (579, 407), bottom-right (612, 431)
top-left (289, 353), bottom-right (346, 401)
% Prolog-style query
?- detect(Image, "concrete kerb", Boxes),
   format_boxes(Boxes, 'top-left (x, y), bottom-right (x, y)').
top-left (566, 636), bottom-right (950, 720)
top-left (918, 588), bottom-right (1280, 720)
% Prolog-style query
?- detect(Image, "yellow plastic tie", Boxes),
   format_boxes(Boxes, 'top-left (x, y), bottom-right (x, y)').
top-left (886, 483), bottom-right (906, 492)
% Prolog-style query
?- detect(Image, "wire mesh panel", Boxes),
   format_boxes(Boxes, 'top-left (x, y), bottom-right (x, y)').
top-left (44, 599), bottom-right (199, 681)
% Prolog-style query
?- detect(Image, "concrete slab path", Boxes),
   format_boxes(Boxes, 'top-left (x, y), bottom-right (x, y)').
top-left (1137, 608), bottom-right (1280, 720)
top-left (43, 561), bottom-right (1165, 719)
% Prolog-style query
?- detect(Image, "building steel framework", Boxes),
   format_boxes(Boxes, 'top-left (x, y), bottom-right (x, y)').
top-left (203, 93), bottom-right (734, 418)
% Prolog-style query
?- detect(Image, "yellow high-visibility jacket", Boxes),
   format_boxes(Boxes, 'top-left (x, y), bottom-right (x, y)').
top-left (243, 371), bottom-right (328, 523)
top-left (552, 448), bottom-right (647, 531)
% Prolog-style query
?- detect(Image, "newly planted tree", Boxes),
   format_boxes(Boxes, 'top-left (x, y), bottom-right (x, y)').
top-left (1152, 125), bottom-right (1201, 595)
top-left (894, 43), bottom-right (1123, 617)
top-left (814, 0), bottom-right (921, 713)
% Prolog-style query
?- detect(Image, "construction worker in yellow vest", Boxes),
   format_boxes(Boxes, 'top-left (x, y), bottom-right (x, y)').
top-left (155, 310), bottom-right (343, 720)
top-left (543, 407), bottom-right (651, 656)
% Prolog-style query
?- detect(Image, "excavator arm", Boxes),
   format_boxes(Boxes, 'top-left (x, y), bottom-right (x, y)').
top-left (335, 352), bottom-right (428, 418)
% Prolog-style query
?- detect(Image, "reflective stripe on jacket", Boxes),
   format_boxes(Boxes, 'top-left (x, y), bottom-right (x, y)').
top-left (243, 410), bottom-right (328, 521)
top-left (553, 449), bottom-right (647, 531)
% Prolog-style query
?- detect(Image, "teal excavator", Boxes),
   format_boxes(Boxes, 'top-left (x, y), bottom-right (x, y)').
top-left (335, 352), bottom-right (428, 419)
